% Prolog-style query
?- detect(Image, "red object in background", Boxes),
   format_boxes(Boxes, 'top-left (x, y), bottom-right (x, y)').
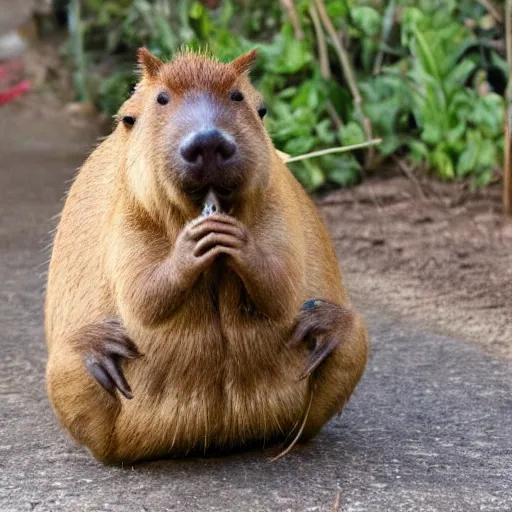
top-left (0, 59), bottom-right (30, 105)
top-left (0, 79), bottom-right (30, 105)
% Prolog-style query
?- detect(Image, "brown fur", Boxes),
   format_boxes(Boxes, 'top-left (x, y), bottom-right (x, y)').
top-left (45, 48), bottom-right (369, 464)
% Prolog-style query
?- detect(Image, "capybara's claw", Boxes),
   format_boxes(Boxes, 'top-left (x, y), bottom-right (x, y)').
top-left (72, 319), bottom-right (141, 399)
top-left (291, 299), bottom-right (353, 380)
top-left (84, 349), bottom-right (134, 399)
top-left (299, 334), bottom-right (340, 380)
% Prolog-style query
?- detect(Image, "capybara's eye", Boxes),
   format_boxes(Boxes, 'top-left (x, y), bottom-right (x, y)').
top-left (257, 106), bottom-right (267, 119)
top-left (122, 115), bottom-right (135, 127)
top-left (157, 92), bottom-right (170, 105)
top-left (230, 90), bottom-right (244, 102)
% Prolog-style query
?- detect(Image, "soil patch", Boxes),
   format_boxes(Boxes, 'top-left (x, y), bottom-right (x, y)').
top-left (318, 174), bottom-right (512, 358)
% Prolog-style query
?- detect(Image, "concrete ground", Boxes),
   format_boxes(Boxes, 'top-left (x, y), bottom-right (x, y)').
top-left (1, 103), bottom-right (511, 512)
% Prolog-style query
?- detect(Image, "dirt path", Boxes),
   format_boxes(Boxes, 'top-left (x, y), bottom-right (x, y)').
top-left (318, 175), bottom-right (512, 358)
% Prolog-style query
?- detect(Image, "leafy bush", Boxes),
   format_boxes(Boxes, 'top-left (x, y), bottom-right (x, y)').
top-left (64, 0), bottom-right (508, 189)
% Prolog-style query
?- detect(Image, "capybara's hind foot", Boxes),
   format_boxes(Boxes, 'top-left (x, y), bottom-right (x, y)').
top-left (70, 319), bottom-right (142, 399)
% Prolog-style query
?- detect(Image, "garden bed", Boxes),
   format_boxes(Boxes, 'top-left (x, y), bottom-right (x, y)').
top-left (319, 172), bottom-right (512, 357)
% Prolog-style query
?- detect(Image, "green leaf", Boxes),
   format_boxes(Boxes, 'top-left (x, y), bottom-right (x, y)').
top-left (430, 150), bottom-right (455, 179)
top-left (290, 160), bottom-right (325, 191)
top-left (339, 122), bottom-right (366, 146)
top-left (218, 0), bottom-right (235, 27)
top-left (444, 59), bottom-right (476, 95)
top-left (277, 87), bottom-right (297, 100)
top-left (379, 135), bottom-right (403, 155)
top-left (400, 7), bottom-right (424, 46)
top-left (361, 38), bottom-right (378, 73)
top-left (475, 137), bottom-right (498, 168)
top-left (189, 1), bottom-right (204, 19)
top-left (291, 81), bottom-right (319, 110)
top-left (471, 93), bottom-right (505, 138)
top-left (322, 154), bottom-right (362, 187)
top-left (326, 0), bottom-right (348, 19)
top-left (411, 27), bottom-right (442, 83)
top-left (283, 136), bottom-right (317, 156)
top-left (350, 6), bottom-right (381, 37)
top-left (456, 144), bottom-right (479, 176)
top-left (269, 23), bottom-right (312, 74)
top-left (446, 123), bottom-right (466, 145)
top-left (316, 119), bottom-right (336, 145)
top-left (408, 140), bottom-right (429, 164)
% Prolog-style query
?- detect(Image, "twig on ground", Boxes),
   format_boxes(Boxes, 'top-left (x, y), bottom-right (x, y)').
top-left (332, 491), bottom-right (341, 512)
top-left (280, 0), bottom-right (304, 40)
top-left (309, 4), bottom-right (330, 79)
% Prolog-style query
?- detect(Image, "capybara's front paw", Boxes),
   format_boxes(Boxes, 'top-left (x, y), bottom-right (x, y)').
top-left (71, 319), bottom-right (142, 399)
top-left (290, 299), bottom-right (356, 380)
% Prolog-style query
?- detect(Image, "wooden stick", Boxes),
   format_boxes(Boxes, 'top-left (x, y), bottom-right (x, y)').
top-left (309, 4), bottom-right (330, 80)
top-left (327, 102), bottom-right (343, 130)
top-left (392, 155), bottom-right (426, 201)
top-left (504, 0), bottom-right (512, 214)
top-left (283, 139), bottom-right (382, 163)
top-left (505, 116), bottom-right (511, 215)
top-left (314, 0), bottom-right (375, 169)
top-left (280, 0), bottom-right (304, 40)
top-left (314, 0), bottom-right (370, 140)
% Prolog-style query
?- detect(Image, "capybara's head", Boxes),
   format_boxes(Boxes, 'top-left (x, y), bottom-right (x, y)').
top-left (118, 48), bottom-right (272, 214)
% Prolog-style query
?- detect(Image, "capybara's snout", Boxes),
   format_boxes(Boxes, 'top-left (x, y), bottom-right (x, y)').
top-left (180, 128), bottom-right (237, 173)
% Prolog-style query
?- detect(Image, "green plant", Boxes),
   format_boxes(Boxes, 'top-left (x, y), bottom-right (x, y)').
top-left (402, 2), bottom-right (505, 184)
top-left (65, 0), bottom-right (508, 189)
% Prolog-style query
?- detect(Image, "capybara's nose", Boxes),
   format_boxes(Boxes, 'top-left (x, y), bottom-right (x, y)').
top-left (180, 128), bottom-right (237, 168)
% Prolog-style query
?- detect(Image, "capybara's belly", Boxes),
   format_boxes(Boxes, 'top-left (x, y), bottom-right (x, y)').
top-left (111, 319), bottom-right (308, 460)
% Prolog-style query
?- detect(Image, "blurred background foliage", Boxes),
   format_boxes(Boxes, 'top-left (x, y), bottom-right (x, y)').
top-left (56, 0), bottom-right (509, 191)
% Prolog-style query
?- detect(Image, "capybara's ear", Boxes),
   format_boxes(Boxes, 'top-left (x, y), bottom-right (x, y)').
top-left (231, 49), bottom-right (258, 75)
top-left (137, 47), bottom-right (164, 79)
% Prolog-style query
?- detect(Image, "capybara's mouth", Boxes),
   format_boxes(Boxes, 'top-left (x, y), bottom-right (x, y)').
top-left (183, 184), bottom-right (237, 211)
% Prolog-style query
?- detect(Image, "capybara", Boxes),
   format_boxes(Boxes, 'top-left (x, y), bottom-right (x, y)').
top-left (45, 48), bottom-right (368, 464)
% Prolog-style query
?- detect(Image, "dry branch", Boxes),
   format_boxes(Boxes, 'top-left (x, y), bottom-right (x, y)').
top-left (284, 139), bottom-right (382, 163)
top-left (280, 0), bottom-right (304, 40)
top-left (314, 0), bottom-right (374, 166)
top-left (309, 3), bottom-right (330, 80)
